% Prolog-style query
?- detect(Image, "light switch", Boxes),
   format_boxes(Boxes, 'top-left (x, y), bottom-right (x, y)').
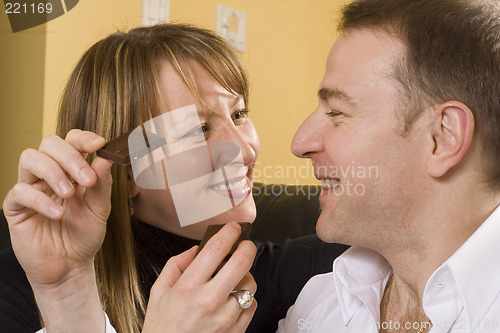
top-left (142, 0), bottom-right (170, 26)
top-left (216, 5), bottom-right (247, 52)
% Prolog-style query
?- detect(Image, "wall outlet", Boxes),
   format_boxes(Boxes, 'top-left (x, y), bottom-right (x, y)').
top-left (216, 4), bottom-right (247, 52)
top-left (142, 0), bottom-right (170, 26)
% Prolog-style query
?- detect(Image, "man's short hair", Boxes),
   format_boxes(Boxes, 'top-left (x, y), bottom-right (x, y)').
top-left (339, 0), bottom-right (500, 189)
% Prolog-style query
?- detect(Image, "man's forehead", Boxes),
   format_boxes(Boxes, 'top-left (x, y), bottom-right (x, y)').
top-left (322, 29), bottom-right (405, 90)
top-left (328, 29), bottom-right (404, 67)
top-left (316, 29), bottom-right (408, 116)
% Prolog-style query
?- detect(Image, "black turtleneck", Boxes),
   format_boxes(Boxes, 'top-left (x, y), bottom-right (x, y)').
top-left (132, 218), bottom-right (200, 301)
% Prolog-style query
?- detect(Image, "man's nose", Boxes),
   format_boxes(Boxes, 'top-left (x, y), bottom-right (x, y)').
top-left (291, 111), bottom-right (324, 158)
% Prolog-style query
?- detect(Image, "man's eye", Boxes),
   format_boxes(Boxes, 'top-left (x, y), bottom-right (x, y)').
top-left (326, 110), bottom-right (342, 117)
top-left (232, 109), bottom-right (249, 124)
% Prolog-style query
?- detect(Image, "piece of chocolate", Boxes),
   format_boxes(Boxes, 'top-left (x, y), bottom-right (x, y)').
top-left (97, 130), bottom-right (132, 165)
top-left (97, 129), bottom-right (167, 165)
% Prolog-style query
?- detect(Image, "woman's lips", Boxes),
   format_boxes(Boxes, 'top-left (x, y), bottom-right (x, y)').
top-left (208, 177), bottom-right (251, 200)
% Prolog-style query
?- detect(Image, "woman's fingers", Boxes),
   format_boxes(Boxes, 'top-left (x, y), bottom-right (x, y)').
top-left (3, 182), bottom-right (64, 224)
top-left (36, 133), bottom-right (100, 188)
top-left (18, 148), bottom-right (76, 198)
top-left (152, 246), bottom-right (198, 293)
top-left (215, 272), bottom-right (258, 332)
top-left (180, 222), bottom-right (242, 285)
top-left (224, 272), bottom-right (257, 314)
top-left (232, 272), bottom-right (257, 297)
top-left (17, 131), bottom-right (107, 200)
top-left (212, 240), bottom-right (257, 295)
top-left (82, 156), bottom-right (113, 220)
top-left (9, 130), bottom-right (112, 226)
top-left (146, 226), bottom-right (258, 333)
top-left (234, 300), bottom-right (257, 332)
top-left (207, 240), bottom-right (258, 332)
top-left (64, 129), bottom-right (106, 154)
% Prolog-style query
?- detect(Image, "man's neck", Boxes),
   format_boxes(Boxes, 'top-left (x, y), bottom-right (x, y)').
top-left (379, 187), bottom-right (500, 304)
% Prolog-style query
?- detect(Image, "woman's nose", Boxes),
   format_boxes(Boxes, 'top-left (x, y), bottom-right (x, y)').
top-left (291, 110), bottom-right (324, 158)
top-left (212, 125), bottom-right (258, 169)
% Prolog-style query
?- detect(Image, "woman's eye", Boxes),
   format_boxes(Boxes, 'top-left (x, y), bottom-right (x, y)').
top-left (180, 124), bottom-right (209, 139)
top-left (232, 109), bottom-right (249, 124)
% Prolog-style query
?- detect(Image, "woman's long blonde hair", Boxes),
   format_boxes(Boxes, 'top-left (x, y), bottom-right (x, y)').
top-left (56, 23), bottom-right (249, 332)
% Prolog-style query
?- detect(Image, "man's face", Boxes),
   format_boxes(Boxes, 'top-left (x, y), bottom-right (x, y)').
top-left (291, 29), bottom-right (429, 249)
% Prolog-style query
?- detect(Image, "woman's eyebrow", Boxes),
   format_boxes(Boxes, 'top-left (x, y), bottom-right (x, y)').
top-left (232, 95), bottom-right (244, 104)
top-left (199, 95), bottom-right (245, 115)
top-left (225, 94), bottom-right (244, 108)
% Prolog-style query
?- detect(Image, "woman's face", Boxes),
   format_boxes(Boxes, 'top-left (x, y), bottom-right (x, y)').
top-left (131, 60), bottom-right (260, 239)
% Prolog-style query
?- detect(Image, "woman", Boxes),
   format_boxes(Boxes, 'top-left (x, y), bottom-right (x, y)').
top-left (2, 23), bottom-right (347, 332)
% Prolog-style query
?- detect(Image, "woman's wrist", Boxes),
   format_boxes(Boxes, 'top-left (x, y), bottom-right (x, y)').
top-left (30, 266), bottom-right (106, 333)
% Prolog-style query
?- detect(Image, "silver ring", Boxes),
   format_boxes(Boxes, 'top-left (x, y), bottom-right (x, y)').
top-left (231, 290), bottom-right (254, 309)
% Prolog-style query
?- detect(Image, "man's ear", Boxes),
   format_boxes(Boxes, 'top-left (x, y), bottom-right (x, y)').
top-left (127, 168), bottom-right (141, 198)
top-left (426, 101), bottom-right (475, 178)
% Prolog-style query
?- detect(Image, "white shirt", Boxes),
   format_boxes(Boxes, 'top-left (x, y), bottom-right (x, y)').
top-left (278, 205), bottom-right (500, 333)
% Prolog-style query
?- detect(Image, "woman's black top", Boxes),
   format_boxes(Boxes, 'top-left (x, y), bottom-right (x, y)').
top-left (0, 218), bottom-right (348, 333)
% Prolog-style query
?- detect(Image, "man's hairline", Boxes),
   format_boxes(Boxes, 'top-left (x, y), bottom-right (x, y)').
top-left (334, 26), bottom-right (419, 136)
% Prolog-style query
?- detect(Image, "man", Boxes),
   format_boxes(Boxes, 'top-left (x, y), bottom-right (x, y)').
top-left (279, 0), bottom-right (500, 332)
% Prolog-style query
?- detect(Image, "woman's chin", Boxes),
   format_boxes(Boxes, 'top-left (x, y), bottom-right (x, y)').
top-left (159, 195), bottom-right (257, 240)
top-left (206, 200), bottom-right (256, 225)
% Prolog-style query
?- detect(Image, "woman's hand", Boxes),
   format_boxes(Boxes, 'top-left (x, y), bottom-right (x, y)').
top-left (2, 129), bottom-right (113, 332)
top-left (143, 222), bottom-right (258, 333)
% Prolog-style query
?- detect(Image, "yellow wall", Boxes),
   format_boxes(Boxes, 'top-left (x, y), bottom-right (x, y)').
top-left (0, 11), bottom-right (46, 201)
top-left (42, 0), bottom-right (142, 136)
top-left (0, 0), bottom-right (142, 201)
top-left (1, 0), bottom-right (345, 200)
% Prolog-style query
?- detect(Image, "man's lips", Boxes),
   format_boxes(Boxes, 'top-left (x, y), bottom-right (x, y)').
top-left (320, 178), bottom-right (341, 190)
top-left (315, 174), bottom-right (342, 201)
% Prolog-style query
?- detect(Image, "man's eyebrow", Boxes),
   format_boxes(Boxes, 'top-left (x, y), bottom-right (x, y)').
top-left (318, 87), bottom-right (354, 104)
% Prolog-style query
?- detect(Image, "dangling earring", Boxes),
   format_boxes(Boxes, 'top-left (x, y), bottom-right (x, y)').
top-left (128, 196), bottom-right (134, 216)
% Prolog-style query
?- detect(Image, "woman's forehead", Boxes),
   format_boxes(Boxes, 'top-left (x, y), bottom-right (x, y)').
top-left (155, 61), bottom-right (243, 114)
top-left (158, 59), bottom-right (234, 89)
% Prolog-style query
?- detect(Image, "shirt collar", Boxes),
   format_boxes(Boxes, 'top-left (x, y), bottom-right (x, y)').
top-left (332, 204), bottom-right (500, 329)
top-left (425, 204), bottom-right (500, 330)
top-left (333, 246), bottom-right (391, 325)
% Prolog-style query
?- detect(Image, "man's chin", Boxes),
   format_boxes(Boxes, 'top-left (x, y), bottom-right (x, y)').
top-left (315, 213), bottom-right (345, 244)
